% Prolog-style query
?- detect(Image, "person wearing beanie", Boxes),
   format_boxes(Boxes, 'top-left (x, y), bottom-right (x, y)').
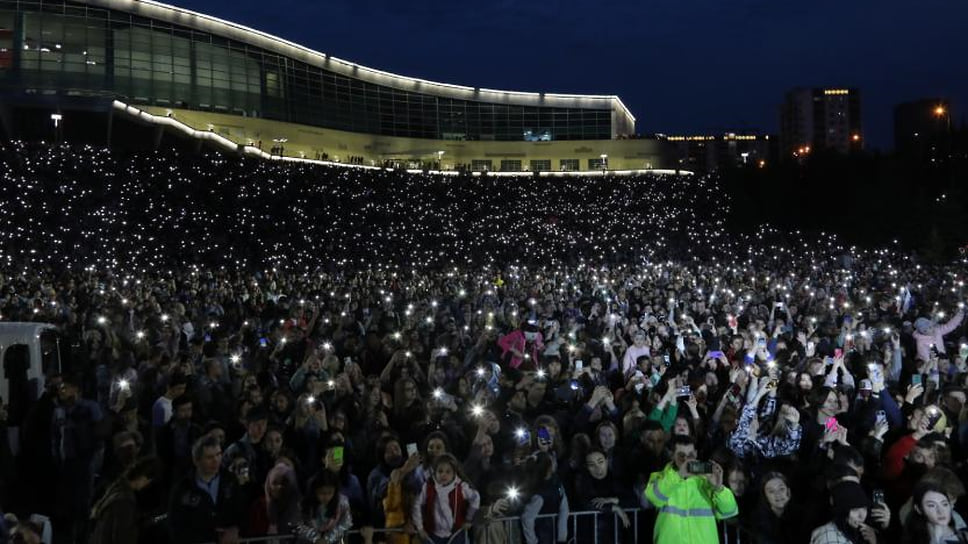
top-left (810, 481), bottom-right (879, 544)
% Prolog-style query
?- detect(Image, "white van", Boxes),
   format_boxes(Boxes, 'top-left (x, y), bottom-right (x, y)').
top-left (0, 322), bottom-right (63, 413)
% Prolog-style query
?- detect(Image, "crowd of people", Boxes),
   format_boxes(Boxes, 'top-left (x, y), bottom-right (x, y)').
top-left (0, 142), bottom-right (967, 544)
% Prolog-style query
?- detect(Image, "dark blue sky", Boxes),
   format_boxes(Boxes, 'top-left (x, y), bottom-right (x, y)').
top-left (177, 0), bottom-right (967, 151)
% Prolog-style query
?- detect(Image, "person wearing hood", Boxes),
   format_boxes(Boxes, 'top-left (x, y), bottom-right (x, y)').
top-left (809, 481), bottom-right (880, 544)
top-left (90, 457), bottom-right (160, 544)
top-left (498, 320), bottom-right (544, 371)
top-left (913, 309), bottom-right (965, 363)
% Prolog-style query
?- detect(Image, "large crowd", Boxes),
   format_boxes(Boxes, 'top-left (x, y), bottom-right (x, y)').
top-left (0, 142), bottom-right (967, 544)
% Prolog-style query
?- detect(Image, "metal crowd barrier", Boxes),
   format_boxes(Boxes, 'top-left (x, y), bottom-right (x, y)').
top-left (203, 508), bottom-right (756, 543)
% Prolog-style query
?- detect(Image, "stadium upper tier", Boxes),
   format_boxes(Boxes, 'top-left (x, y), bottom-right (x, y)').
top-left (0, 1), bottom-right (645, 147)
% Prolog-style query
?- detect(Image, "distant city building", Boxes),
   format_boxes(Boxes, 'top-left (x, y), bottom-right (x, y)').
top-left (661, 132), bottom-right (772, 172)
top-left (894, 98), bottom-right (952, 162)
top-left (779, 88), bottom-right (862, 158)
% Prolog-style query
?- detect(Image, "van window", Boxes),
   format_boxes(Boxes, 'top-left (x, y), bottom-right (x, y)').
top-left (41, 330), bottom-right (60, 376)
top-left (3, 344), bottom-right (30, 425)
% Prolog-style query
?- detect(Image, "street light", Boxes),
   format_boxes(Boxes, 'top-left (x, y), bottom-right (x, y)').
top-left (600, 153), bottom-right (608, 173)
top-left (272, 137), bottom-right (288, 157)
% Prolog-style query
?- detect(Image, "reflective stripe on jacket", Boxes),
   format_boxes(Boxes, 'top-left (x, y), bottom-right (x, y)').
top-left (645, 464), bottom-right (738, 544)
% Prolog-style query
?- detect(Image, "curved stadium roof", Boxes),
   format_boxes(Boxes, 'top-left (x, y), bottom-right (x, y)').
top-left (78, 0), bottom-right (636, 132)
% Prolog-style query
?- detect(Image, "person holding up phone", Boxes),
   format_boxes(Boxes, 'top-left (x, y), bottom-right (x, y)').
top-left (727, 379), bottom-right (802, 460)
top-left (645, 436), bottom-right (738, 544)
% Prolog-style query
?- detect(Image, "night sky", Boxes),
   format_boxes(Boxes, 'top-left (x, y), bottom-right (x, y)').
top-left (175, 0), bottom-right (967, 151)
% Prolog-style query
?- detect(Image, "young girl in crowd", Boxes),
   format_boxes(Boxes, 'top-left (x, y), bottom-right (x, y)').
top-left (412, 453), bottom-right (480, 544)
top-left (297, 470), bottom-right (353, 544)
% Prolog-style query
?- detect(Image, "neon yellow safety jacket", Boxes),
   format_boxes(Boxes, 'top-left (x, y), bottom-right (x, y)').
top-left (644, 463), bottom-right (738, 544)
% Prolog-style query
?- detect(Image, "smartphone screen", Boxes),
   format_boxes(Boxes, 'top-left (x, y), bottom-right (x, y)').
top-left (875, 410), bottom-right (887, 426)
top-left (824, 416), bottom-right (839, 433)
top-left (873, 489), bottom-right (885, 505)
top-left (912, 374), bottom-right (922, 386)
top-left (687, 461), bottom-right (713, 474)
top-left (834, 348), bottom-right (843, 359)
top-left (406, 443), bottom-right (418, 457)
top-left (332, 446), bottom-right (344, 463)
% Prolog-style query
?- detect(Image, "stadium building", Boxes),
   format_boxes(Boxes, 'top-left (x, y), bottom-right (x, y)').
top-left (0, 0), bottom-right (672, 172)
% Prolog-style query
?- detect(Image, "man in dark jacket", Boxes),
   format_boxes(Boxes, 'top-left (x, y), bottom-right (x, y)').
top-left (50, 374), bottom-right (105, 544)
top-left (90, 456), bottom-right (161, 544)
top-left (168, 434), bottom-right (244, 544)
top-left (156, 395), bottom-right (203, 485)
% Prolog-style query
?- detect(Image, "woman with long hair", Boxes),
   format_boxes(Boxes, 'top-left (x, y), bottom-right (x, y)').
top-left (296, 470), bottom-right (353, 544)
top-left (390, 377), bottom-right (427, 445)
top-left (728, 381), bottom-right (802, 460)
top-left (248, 462), bottom-right (303, 536)
top-left (751, 471), bottom-right (809, 544)
top-left (520, 451), bottom-right (569, 544)
top-left (905, 482), bottom-right (968, 544)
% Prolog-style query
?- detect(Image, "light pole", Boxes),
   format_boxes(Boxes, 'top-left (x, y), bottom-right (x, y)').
top-left (50, 113), bottom-right (63, 143)
top-left (600, 153), bottom-right (608, 173)
top-left (934, 105), bottom-right (951, 133)
top-left (272, 137), bottom-right (288, 156)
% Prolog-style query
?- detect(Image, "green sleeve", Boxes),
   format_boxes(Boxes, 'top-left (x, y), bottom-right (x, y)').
top-left (647, 403), bottom-right (679, 432)
top-left (711, 486), bottom-right (739, 520)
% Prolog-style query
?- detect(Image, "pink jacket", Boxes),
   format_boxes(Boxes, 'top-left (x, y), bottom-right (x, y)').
top-left (913, 309), bottom-right (965, 362)
top-left (497, 330), bottom-right (544, 369)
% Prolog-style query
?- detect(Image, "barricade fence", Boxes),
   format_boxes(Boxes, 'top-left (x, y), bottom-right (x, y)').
top-left (203, 508), bottom-right (757, 544)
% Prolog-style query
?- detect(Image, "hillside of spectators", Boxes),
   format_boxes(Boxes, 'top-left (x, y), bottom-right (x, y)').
top-left (0, 141), bottom-right (749, 270)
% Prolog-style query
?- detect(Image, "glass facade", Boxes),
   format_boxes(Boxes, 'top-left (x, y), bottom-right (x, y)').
top-left (0, 1), bottom-right (615, 141)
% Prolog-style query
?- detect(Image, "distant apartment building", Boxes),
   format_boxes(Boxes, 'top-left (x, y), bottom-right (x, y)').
top-left (780, 88), bottom-right (862, 158)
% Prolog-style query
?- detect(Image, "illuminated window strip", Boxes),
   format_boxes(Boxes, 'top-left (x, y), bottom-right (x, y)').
top-left (84, 0), bottom-right (635, 125)
top-left (112, 100), bottom-right (687, 177)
